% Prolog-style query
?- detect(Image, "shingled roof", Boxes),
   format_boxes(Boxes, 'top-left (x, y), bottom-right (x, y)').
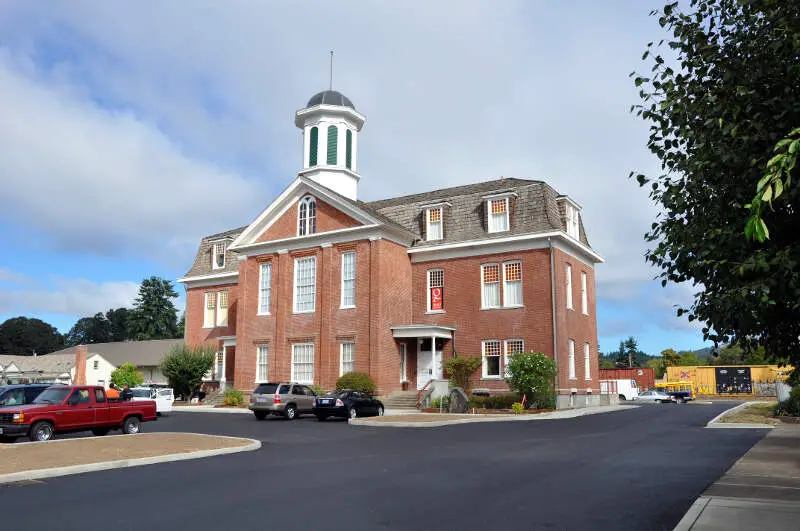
top-left (183, 177), bottom-right (592, 279)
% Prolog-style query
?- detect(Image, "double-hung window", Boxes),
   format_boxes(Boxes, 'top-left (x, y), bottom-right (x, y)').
top-left (427, 269), bottom-right (444, 312)
top-left (426, 207), bottom-right (443, 241)
top-left (258, 262), bottom-right (271, 315)
top-left (340, 342), bottom-right (355, 376)
top-left (568, 339), bottom-right (576, 380)
top-left (504, 339), bottom-right (524, 376)
top-left (294, 256), bottom-right (316, 313)
top-left (291, 343), bottom-right (314, 384)
top-left (481, 264), bottom-right (501, 308)
top-left (216, 290), bottom-right (229, 327)
top-left (341, 251), bottom-right (356, 308)
top-left (487, 198), bottom-right (509, 233)
top-left (503, 261), bottom-right (522, 307)
top-left (566, 264), bottom-right (574, 310)
top-left (565, 204), bottom-right (579, 239)
top-left (482, 340), bottom-right (502, 378)
top-left (581, 271), bottom-right (588, 315)
top-left (212, 241), bottom-right (227, 269)
top-left (203, 292), bottom-right (216, 328)
top-left (256, 345), bottom-right (269, 382)
top-left (584, 342), bottom-right (591, 380)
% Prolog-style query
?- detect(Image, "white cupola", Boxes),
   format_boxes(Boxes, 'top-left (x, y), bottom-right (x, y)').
top-left (295, 90), bottom-right (365, 200)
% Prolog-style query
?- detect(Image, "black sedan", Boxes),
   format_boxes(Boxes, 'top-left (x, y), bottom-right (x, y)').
top-left (312, 390), bottom-right (384, 420)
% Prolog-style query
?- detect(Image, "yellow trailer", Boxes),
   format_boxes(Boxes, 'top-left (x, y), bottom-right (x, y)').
top-left (665, 365), bottom-right (792, 396)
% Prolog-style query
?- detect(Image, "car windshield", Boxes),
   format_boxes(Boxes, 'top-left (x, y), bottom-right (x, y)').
top-left (131, 389), bottom-right (153, 398)
top-left (33, 388), bottom-right (71, 404)
top-left (322, 390), bottom-right (350, 398)
top-left (254, 384), bottom-right (278, 394)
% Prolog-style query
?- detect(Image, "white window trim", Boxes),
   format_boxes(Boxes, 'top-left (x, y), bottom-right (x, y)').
top-left (212, 241), bottom-right (227, 270)
top-left (425, 207), bottom-right (443, 241)
top-left (202, 292), bottom-right (215, 329)
top-left (581, 271), bottom-right (588, 315)
top-left (256, 345), bottom-right (269, 383)
top-left (584, 342), bottom-right (591, 380)
top-left (565, 204), bottom-right (580, 239)
top-left (481, 340), bottom-right (503, 379)
top-left (291, 343), bottom-right (315, 384)
top-left (566, 264), bottom-right (574, 310)
top-left (400, 343), bottom-right (408, 383)
top-left (481, 263), bottom-right (501, 309)
top-left (340, 251), bottom-right (356, 309)
top-left (258, 262), bottom-right (272, 316)
top-left (568, 339), bottom-right (576, 380)
top-left (339, 342), bottom-right (355, 376)
top-left (426, 268), bottom-right (445, 313)
top-left (293, 256), bottom-right (317, 314)
top-left (486, 197), bottom-right (510, 234)
top-left (298, 196), bottom-right (317, 236)
top-left (503, 339), bottom-right (524, 376)
top-left (216, 290), bottom-right (229, 327)
top-left (502, 260), bottom-right (523, 308)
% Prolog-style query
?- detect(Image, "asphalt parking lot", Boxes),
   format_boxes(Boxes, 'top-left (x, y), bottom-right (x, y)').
top-left (0, 402), bottom-right (767, 531)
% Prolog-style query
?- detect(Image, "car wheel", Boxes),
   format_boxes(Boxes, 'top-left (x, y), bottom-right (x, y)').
top-left (618, 394), bottom-right (626, 401)
top-left (29, 421), bottom-right (54, 442)
top-left (676, 397), bottom-right (684, 404)
top-left (316, 415), bottom-right (328, 421)
top-left (284, 405), bottom-right (297, 420)
top-left (349, 407), bottom-right (358, 419)
top-left (254, 411), bottom-right (267, 421)
top-left (92, 428), bottom-right (111, 436)
top-left (122, 416), bottom-right (141, 434)
top-left (376, 406), bottom-right (384, 417)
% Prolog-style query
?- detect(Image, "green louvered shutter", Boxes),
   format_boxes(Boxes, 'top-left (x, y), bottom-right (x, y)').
top-left (345, 130), bottom-right (352, 169)
top-left (309, 127), bottom-right (318, 167)
top-left (327, 125), bottom-right (338, 165)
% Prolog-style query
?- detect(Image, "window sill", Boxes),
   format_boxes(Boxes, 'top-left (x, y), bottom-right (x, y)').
top-left (480, 377), bottom-right (503, 381)
top-left (202, 325), bottom-right (214, 329)
top-left (340, 305), bottom-right (356, 310)
top-left (567, 307), bottom-right (575, 312)
top-left (292, 310), bottom-right (316, 315)
top-left (425, 310), bottom-right (446, 315)
top-left (582, 312), bottom-right (589, 316)
top-left (480, 306), bottom-right (524, 311)
top-left (569, 377), bottom-right (577, 380)
top-left (257, 312), bottom-right (271, 316)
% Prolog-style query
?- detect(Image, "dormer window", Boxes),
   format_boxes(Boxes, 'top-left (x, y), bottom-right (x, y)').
top-left (565, 204), bottom-right (579, 239)
top-left (212, 241), bottom-right (227, 269)
top-left (426, 207), bottom-right (443, 241)
top-left (487, 198), bottom-right (509, 233)
top-left (298, 196), bottom-right (317, 236)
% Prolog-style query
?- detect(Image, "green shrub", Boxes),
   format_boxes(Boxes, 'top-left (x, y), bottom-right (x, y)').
top-left (443, 355), bottom-right (482, 394)
top-left (335, 372), bottom-right (376, 395)
top-left (110, 362), bottom-right (144, 388)
top-left (505, 352), bottom-right (556, 409)
top-left (223, 388), bottom-right (244, 407)
top-left (468, 394), bottom-right (519, 409)
top-left (431, 396), bottom-right (450, 409)
top-left (775, 386), bottom-right (800, 417)
top-left (160, 344), bottom-right (216, 403)
top-left (511, 402), bottom-right (524, 414)
top-left (308, 384), bottom-right (325, 397)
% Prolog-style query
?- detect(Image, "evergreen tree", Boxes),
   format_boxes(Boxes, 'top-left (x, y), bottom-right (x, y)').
top-left (127, 276), bottom-right (180, 340)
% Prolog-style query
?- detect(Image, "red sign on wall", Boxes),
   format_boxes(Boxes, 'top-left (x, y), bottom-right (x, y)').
top-left (431, 287), bottom-right (443, 311)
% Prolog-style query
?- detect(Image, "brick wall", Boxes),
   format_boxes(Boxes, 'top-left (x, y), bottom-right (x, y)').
top-left (256, 196), bottom-right (362, 243)
top-left (185, 282), bottom-right (239, 347)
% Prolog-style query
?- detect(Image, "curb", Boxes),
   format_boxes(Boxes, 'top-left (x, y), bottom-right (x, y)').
top-left (705, 401), bottom-right (775, 429)
top-left (672, 496), bottom-right (710, 531)
top-left (349, 404), bottom-right (637, 428)
top-left (172, 407), bottom-right (252, 414)
top-left (0, 433), bottom-right (261, 485)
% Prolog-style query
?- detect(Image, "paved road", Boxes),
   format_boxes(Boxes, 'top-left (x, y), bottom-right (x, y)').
top-left (0, 403), bottom-right (766, 530)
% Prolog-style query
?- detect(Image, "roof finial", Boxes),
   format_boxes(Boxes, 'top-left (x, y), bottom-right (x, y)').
top-left (329, 50), bottom-right (334, 91)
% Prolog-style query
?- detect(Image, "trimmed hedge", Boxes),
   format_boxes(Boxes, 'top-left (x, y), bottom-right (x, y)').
top-left (468, 394), bottom-right (519, 410)
top-left (335, 372), bottom-right (376, 395)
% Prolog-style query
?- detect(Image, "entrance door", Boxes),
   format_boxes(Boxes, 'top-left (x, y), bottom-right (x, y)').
top-left (417, 339), bottom-right (444, 390)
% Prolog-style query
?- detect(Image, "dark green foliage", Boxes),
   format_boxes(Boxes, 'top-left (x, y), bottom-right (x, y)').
top-left (160, 344), bottom-right (216, 402)
top-left (631, 1), bottom-right (800, 369)
top-left (0, 316), bottom-right (64, 355)
top-left (774, 386), bottom-right (800, 417)
top-left (504, 352), bottom-right (557, 409)
top-left (105, 308), bottom-right (130, 342)
top-left (335, 372), bottom-right (376, 395)
top-left (65, 313), bottom-right (112, 346)
top-left (443, 355), bottom-right (482, 394)
top-left (467, 394), bottom-right (519, 410)
top-left (127, 276), bottom-right (180, 340)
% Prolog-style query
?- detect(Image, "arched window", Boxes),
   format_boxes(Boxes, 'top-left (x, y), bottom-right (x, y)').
top-left (345, 129), bottom-right (352, 169)
top-left (298, 196), bottom-right (317, 236)
top-left (309, 127), bottom-right (318, 167)
top-left (327, 125), bottom-right (338, 165)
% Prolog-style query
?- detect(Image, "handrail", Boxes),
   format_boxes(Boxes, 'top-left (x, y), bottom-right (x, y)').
top-left (416, 379), bottom-right (436, 409)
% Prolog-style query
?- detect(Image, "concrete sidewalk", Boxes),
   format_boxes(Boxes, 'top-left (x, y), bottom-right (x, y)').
top-left (674, 422), bottom-right (800, 530)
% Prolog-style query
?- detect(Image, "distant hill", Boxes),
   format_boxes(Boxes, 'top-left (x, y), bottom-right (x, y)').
top-left (679, 347), bottom-right (713, 362)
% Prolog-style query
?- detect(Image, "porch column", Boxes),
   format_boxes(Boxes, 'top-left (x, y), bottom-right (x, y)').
top-left (430, 335), bottom-right (436, 380)
top-left (220, 345), bottom-right (227, 387)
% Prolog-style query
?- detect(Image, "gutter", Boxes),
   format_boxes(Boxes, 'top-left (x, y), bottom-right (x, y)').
top-left (549, 237), bottom-right (559, 397)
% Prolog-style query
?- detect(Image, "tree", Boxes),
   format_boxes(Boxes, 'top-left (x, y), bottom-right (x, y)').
top-left (646, 358), bottom-right (666, 379)
top-left (105, 308), bottom-right (130, 342)
top-left (504, 352), bottom-right (557, 409)
top-left (677, 352), bottom-right (700, 367)
top-left (160, 344), bottom-right (215, 402)
top-left (177, 312), bottom-right (186, 339)
top-left (127, 276), bottom-right (180, 340)
top-left (0, 317), bottom-right (64, 355)
top-left (65, 313), bottom-right (112, 346)
top-left (661, 348), bottom-right (680, 367)
top-left (443, 355), bottom-right (482, 394)
top-left (631, 1), bottom-right (800, 370)
top-left (110, 362), bottom-right (144, 388)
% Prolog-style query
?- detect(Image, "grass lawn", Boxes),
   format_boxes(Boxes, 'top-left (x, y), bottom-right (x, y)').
top-left (718, 402), bottom-right (778, 425)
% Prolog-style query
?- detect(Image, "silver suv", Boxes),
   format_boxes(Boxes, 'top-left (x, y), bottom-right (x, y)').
top-left (249, 382), bottom-right (317, 420)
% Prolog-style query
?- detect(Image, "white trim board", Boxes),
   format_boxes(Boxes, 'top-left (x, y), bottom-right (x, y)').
top-left (177, 271), bottom-right (239, 288)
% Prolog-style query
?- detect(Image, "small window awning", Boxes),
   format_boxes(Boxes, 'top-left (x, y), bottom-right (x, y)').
top-left (390, 325), bottom-right (455, 339)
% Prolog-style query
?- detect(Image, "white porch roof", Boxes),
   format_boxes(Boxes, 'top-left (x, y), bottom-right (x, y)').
top-left (390, 325), bottom-right (455, 339)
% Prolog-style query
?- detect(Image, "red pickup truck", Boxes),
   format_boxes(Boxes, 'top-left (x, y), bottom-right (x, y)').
top-left (0, 385), bottom-right (157, 442)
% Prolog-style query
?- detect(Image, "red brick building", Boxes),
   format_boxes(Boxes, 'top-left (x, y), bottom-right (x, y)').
top-left (179, 89), bottom-right (604, 408)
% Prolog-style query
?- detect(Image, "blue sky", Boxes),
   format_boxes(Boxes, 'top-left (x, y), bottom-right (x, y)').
top-left (0, 1), bottom-right (709, 355)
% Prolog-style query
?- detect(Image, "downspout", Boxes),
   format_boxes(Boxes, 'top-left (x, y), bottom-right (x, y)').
top-left (548, 237), bottom-right (559, 400)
